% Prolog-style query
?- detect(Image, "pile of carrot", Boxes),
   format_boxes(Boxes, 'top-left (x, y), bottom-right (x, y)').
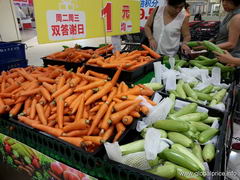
top-left (0, 65), bottom-right (156, 152)
top-left (86, 44), bottom-right (161, 71)
top-left (46, 44), bottom-right (113, 63)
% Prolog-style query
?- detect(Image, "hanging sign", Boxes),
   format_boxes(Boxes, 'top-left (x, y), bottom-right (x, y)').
top-left (34, 0), bottom-right (140, 44)
top-left (140, 0), bottom-right (166, 27)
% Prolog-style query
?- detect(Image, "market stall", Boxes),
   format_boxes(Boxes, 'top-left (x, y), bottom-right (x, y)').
top-left (0, 39), bottom-right (237, 180)
top-left (1, 0), bottom-right (239, 179)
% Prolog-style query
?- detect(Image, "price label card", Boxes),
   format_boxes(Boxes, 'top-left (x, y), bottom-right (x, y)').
top-left (140, 0), bottom-right (165, 27)
top-left (34, 0), bottom-right (140, 44)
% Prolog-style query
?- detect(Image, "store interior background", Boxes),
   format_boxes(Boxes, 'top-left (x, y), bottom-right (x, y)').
top-left (1, 0), bottom-right (240, 179)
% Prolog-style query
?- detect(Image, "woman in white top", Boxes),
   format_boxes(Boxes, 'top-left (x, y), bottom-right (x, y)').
top-left (144, 0), bottom-right (191, 56)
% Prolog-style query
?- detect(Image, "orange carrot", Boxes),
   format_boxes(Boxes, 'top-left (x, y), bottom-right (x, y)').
top-left (36, 103), bottom-right (48, 125)
top-left (16, 68), bottom-right (36, 81)
top-left (65, 94), bottom-right (78, 106)
top-left (0, 98), bottom-right (6, 113)
top-left (114, 100), bottom-right (136, 111)
top-left (32, 124), bottom-right (63, 137)
top-left (39, 96), bottom-right (47, 105)
top-left (56, 76), bottom-right (66, 90)
top-left (18, 116), bottom-right (40, 126)
top-left (57, 97), bottom-right (64, 129)
top-left (45, 105), bottom-right (51, 119)
top-left (77, 66), bottom-right (84, 74)
top-left (140, 106), bottom-right (149, 115)
top-left (16, 96), bottom-right (28, 104)
top-left (62, 129), bottom-right (88, 137)
top-left (48, 113), bottom-right (56, 121)
top-left (20, 88), bottom-right (40, 96)
top-left (130, 111), bottom-right (141, 118)
top-left (3, 98), bottom-right (15, 106)
top-left (37, 76), bottom-right (55, 84)
top-left (23, 97), bottom-right (32, 115)
top-left (88, 70), bottom-right (109, 79)
top-left (59, 137), bottom-right (83, 147)
top-left (110, 100), bottom-right (141, 125)
top-left (42, 82), bottom-right (55, 93)
top-left (70, 94), bottom-right (83, 114)
top-left (74, 80), bottom-right (106, 92)
top-left (82, 136), bottom-right (104, 145)
top-left (40, 87), bottom-right (52, 102)
top-left (47, 120), bottom-right (57, 127)
top-left (87, 103), bottom-right (108, 135)
top-left (9, 103), bottom-right (23, 117)
top-left (0, 93), bottom-right (12, 98)
top-left (100, 101), bottom-right (115, 130)
top-left (74, 95), bottom-right (85, 122)
top-left (89, 104), bottom-right (100, 112)
top-left (106, 87), bottom-right (117, 104)
top-left (63, 121), bottom-right (89, 132)
top-left (77, 74), bottom-right (102, 82)
top-left (84, 89), bottom-right (93, 100)
top-left (85, 82), bottom-right (112, 105)
top-left (30, 98), bottom-right (37, 119)
top-left (116, 85), bottom-right (142, 97)
top-left (102, 125), bottom-right (114, 141)
top-left (102, 95), bottom-right (108, 102)
top-left (52, 84), bottom-right (70, 98)
top-left (69, 76), bottom-right (81, 87)
top-left (113, 122), bottom-right (126, 142)
top-left (113, 98), bottom-right (123, 103)
top-left (4, 83), bottom-right (19, 93)
top-left (111, 67), bottom-right (122, 86)
top-left (58, 88), bottom-right (73, 100)
top-left (141, 44), bottom-right (161, 59)
top-left (122, 115), bottom-right (133, 125)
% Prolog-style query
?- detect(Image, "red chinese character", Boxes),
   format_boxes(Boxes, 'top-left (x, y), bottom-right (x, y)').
top-left (56, 14), bottom-right (62, 22)
top-left (74, 14), bottom-right (80, 22)
top-left (121, 22), bottom-right (126, 32)
top-left (51, 25), bottom-right (61, 36)
top-left (69, 24), bottom-right (77, 35)
top-left (77, 24), bottom-right (84, 34)
top-left (62, 14), bottom-right (68, 22)
top-left (122, 5), bottom-right (130, 19)
top-left (61, 24), bottom-right (69, 36)
top-left (69, 14), bottom-right (74, 22)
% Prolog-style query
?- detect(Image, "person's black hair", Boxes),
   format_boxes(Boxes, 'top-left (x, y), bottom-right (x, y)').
top-left (167, 0), bottom-right (186, 6)
top-left (185, 3), bottom-right (190, 9)
top-left (232, 0), bottom-right (240, 6)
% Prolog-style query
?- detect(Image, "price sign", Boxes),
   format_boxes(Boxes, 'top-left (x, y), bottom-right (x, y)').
top-left (102, 2), bottom-right (112, 32)
top-left (34, 0), bottom-right (140, 44)
top-left (140, 0), bottom-right (166, 27)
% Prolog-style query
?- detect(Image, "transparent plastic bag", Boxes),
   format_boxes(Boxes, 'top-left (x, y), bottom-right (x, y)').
top-left (122, 152), bottom-right (151, 170)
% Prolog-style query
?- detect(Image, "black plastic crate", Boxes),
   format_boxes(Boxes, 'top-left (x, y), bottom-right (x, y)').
top-left (84, 59), bottom-right (159, 85)
top-left (0, 114), bottom-right (143, 180)
top-left (105, 92), bottom-right (229, 180)
top-left (0, 59), bottom-right (28, 72)
top-left (0, 115), bottom-right (110, 179)
top-left (42, 57), bottom-right (85, 72)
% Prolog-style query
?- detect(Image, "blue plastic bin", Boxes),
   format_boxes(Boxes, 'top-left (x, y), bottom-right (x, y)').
top-left (0, 42), bottom-right (26, 62)
top-left (0, 59), bottom-right (28, 72)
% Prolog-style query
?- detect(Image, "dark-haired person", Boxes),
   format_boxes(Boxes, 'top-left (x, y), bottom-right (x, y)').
top-left (144, 0), bottom-right (191, 56)
top-left (185, 3), bottom-right (191, 18)
top-left (195, 0), bottom-right (240, 58)
top-left (215, 0), bottom-right (240, 57)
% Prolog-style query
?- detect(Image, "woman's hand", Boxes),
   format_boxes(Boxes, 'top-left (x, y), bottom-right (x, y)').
top-left (149, 38), bottom-right (158, 50)
top-left (213, 50), bottom-right (235, 64)
top-left (181, 43), bottom-right (191, 55)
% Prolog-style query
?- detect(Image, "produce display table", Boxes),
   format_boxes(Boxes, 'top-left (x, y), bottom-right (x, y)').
top-left (0, 42), bottom-right (237, 180)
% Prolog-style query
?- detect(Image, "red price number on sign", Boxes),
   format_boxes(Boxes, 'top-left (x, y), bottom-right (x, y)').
top-left (140, 8), bottom-right (155, 20)
top-left (102, 2), bottom-right (112, 32)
